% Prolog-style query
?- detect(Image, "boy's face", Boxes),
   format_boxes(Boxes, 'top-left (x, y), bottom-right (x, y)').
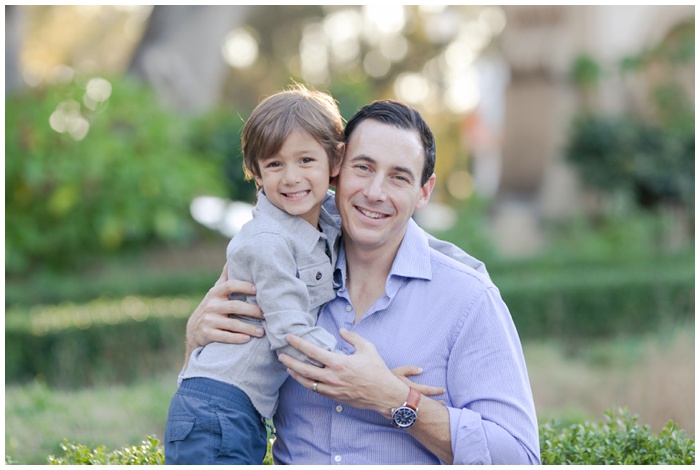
top-left (255, 129), bottom-right (340, 227)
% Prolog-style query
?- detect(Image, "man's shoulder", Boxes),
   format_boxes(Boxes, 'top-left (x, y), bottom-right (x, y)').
top-left (428, 246), bottom-right (495, 290)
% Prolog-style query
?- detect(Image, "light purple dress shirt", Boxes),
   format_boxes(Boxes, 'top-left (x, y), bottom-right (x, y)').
top-left (272, 218), bottom-right (540, 465)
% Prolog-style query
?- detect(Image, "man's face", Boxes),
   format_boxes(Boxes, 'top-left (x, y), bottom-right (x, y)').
top-left (335, 119), bottom-right (435, 254)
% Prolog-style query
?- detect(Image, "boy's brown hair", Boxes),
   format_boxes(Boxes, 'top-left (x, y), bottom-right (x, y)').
top-left (241, 84), bottom-right (344, 184)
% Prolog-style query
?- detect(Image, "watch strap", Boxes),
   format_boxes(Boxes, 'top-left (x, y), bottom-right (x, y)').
top-left (406, 387), bottom-right (421, 411)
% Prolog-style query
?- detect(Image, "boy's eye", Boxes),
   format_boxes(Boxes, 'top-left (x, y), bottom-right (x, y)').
top-left (265, 161), bottom-right (282, 168)
top-left (300, 157), bottom-right (315, 164)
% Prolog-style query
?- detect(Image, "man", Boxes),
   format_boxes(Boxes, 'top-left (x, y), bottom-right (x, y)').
top-left (184, 100), bottom-right (540, 464)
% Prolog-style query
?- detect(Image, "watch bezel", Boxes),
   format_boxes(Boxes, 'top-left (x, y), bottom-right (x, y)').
top-left (391, 405), bottom-right (417, 428)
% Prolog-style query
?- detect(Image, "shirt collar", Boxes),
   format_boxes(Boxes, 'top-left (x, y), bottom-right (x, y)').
top-left (335, 218), bottom-right (433, 289)
top-left (255, 189), bottom-right (337, 253)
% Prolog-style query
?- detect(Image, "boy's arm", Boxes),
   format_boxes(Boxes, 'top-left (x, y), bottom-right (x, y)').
top-left (230, 232), bottom-right (337, 365)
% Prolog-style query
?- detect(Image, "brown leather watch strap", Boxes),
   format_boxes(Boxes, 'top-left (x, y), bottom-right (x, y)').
top-left (406, 387), bottom-right (421, 411)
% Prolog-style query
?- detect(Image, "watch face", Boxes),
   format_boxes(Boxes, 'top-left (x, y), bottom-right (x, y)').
top-left (392, 406), bottom-right (417, 428)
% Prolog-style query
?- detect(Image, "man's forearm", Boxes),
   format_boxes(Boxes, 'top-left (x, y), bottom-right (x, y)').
top-left (407, 397), bottom-right (454, 464)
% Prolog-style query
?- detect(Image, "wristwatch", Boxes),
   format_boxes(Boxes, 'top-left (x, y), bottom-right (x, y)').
top-left (391, 387), bottom-right (421, 429)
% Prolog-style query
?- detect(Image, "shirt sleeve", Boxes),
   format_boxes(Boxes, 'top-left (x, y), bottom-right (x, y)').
top-left (445, 287), bottom-right (541, 465)
top-left (228, 232), bottom-right (337, 366)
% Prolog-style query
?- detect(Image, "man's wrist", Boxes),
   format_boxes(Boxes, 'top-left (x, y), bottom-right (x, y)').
top-left (391, 387), bottom-right (421, 429)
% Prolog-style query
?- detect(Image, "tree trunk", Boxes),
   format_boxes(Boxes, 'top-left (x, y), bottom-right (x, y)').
top-left (127, 5), bottom-right (252, 113)
top-left (5, 5), bottom-right (26, 94)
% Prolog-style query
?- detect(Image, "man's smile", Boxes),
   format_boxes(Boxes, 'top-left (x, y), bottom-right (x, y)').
top-left (355, 205), bottom-right (390, 220)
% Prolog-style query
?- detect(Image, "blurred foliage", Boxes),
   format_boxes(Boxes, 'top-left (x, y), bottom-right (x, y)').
top-left (565, 19), bottom-right (694, 212)
top-left (6, 74), bottom-right (227, 277)
top-left (566, 114), bottom-right (694, 209)
top-left (428, 196), bottom-right (500, 264)
top-left (186, 107), bottom-right (257, 204)
top-left (539, 204), bottom-right (691, 263)
top-left (540, 408), bottom-right (694, 464)
top-left (570, 54), bottom-right (601, 89)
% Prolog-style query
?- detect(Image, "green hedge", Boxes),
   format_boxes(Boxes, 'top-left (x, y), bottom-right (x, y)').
top-left (40, 409), bottom-right (693, 465)
top-left (5, 258), bottom-right (694, 388)
top-left (497, 260), bottom-right (695, 343)
top-left (5, 296), bottom-right (198, 388)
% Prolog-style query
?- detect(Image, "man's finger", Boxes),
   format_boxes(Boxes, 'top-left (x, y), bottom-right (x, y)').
top-left (285, 334), bottom-right (335, 367)
top-left (214, 264), bottom-right (228, 285)
top-left (224, 299), bottom-right (264, 320)
top-left (338, 328), bottom-right (371, 351)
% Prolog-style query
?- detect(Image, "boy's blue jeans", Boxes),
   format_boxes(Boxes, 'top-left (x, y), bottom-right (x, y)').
top-left (164, 377), bottom-right (267, 464)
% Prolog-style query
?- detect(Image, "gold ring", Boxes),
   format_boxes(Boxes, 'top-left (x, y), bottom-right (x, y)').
top-left (312, 382), bottom-right (319, 393)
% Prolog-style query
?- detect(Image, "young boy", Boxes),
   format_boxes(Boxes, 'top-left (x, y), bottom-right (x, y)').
top-left (165, 85), bottom-right (344, 464)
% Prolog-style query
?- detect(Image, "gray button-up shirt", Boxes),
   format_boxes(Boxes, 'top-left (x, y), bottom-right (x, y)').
top-left (183, 190), bottom-right (340, 419)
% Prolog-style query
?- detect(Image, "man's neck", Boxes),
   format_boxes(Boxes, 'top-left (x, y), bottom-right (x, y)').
top-left (343, 237), bottom-right (402, 324)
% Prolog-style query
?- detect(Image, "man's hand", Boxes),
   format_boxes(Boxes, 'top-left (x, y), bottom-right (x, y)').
top-left (391, 365), bottom-right (445, 401)
top-left (279, 328), bottom-right (443, 418)
top-left (184, 265), bottom-right (265, 365)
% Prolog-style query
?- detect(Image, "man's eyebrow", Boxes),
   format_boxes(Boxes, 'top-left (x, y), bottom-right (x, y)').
top-left (349, 155), bottom-right (416, 180)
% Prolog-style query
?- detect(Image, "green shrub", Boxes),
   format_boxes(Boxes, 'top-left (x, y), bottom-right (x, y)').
top-left (45, 436), bottom-right (274, 465)
top-left (540, 408), bottom-right (694, 464)
top-left (5, 74), bottom-right (226, 276)
top-left (47, 436), bottom-right (165, 465)
top-left (37, 409), bottom-right (694, 465)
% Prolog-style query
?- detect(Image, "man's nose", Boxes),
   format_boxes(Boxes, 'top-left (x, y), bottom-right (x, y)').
top-left (363, 175), bottom-right (387, 201)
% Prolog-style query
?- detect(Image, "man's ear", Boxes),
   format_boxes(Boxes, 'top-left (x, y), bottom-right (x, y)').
top-left (329, 143), bottom-right (345, 182)
top-left (415, 173), bottom-right (436, 211)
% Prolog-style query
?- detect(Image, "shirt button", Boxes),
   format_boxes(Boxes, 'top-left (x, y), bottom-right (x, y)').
top-left (334, 455), bottom-right (342, 462)
top-left (345, 305), bottom-right (352, 312)
top-left (316, 272), bottom-right (322, 280)
top-left (336, 405), bottom-right (343, 413)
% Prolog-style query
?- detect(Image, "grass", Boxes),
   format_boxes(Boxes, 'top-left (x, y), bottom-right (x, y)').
top-left (525, 323), bottom-right (695, 435)
top-left (4, 371), bottom-right (179, 465)
top-left (4, 325), bottom-right (694, 464)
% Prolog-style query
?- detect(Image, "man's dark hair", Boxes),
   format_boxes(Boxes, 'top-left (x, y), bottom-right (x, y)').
top-left (344, 100), bottom-right (436, 186)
